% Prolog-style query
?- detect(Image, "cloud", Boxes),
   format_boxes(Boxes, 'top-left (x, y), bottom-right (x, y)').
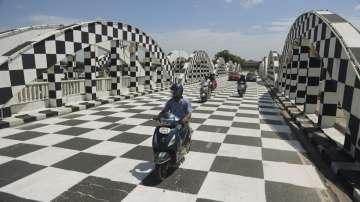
top-left (152, 29), bottom-right (286, 60)
top-left (30, 15), bottom-right (80, 25)
top-left (267, 18), bottom-right (294, 32)
top-left (225, 0), bottom-right (232, 3)
top-left (239, 0), bottom-right (263, 8)
top-left (355, 4), bottom-right (360, 11)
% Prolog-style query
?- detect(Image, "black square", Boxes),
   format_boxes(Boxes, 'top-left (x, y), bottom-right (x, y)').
top-left (4, 131), bottom-right (47, 141)
top-left (53, 152), bottom-right (114, 174)
top-left (33, 41), bottom-right (46, 54)
top-left (141, 120), bottom-right (158, 127)
top-left (112, 124), bottom-right (136, 131)
top-left (142, 168), bottom-right (208, 194)
top-left (130, 113), bottom-right (154, 119)
top-left (45, 54), bottom-right (57, 68)
top-left (208, 115), bottom-right (233, 121)
top-left (191, 118), bottom-right (207, 124)
top-left (52, 176), bottom-right (136, 202)
top-left (122, 109), bottom-right (146, 114)
top-left (0, 143), bottom-right (45, 157)
top-left (109, 133), bottom-right (149, 144)
top-left (235, 113), bottom-right (259, 118)
top-left (55, 40), bottom-right (65, 54)
top-left (95, 116), bottom-right (123, 123)
top-left (224, 135), bottom-right (261, 147)
top-left (64, 29), bottom-right (73, 41)
top-left (0, 160), bottom-right (44, 187)
top-left (265, 181), bottom-right (321, 202)
top-left (54, 137), bottom-right (101, 150)
top-left (62, 114), bottom-right (85, 119)
top-left (216, 108), bottom-right (237, 112)
top-left (0, 191), bottom-right (40, 202)
top-left (197, 125), bottom-right (229, 133)
top-left (231, 122), bottom-right (260, 129)
top-left (92, 111), bottom-right (117, 116)
top-left (18, 123), bottom-right (48, 130)
top-left (260, 119), bottom-right (284, 125)
top-left (121, 146), bottom-right (153, 161)
top-left (210, 156), bottom-right (263, 179)
top-left (262, 148), bottom-right (303, 164)
top-left (191, 140), bottom-right (221, 154)
top-left (0, 87), bottom-right (12, 105)
top-left (57, 119), bottom-right (87, 126)
top-left (22, 54), bottom-right (35, 69)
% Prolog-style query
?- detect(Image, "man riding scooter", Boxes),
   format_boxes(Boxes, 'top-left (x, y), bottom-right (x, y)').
top-left (237, 74), bottom-right (247, 97)
top-left (154, 83), bottom-right (192, 147)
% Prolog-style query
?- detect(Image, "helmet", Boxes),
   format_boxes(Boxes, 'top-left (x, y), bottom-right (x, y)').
top-left (170, 83), bottom-right (183, 98)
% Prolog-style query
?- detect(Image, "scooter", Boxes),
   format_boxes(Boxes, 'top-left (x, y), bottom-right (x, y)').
top-left (200, 82), bottom-right (211, 102)
top-left (237, 81), bottom-right (247, 97)
top-left (152, 113), bottom-right (191, 180)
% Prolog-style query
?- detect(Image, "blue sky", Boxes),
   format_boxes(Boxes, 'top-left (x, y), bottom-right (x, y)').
top-left (1, 0), bottom-right (360, 59)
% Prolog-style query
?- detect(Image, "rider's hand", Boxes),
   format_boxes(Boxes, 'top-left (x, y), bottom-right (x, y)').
top-left (153, 115), bottom-right (159, 121)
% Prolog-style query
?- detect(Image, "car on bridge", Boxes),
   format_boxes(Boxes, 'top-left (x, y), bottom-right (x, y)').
top-left (228, 71), bottom-right (240, 81)
top-left (246, 72), bottom-right (257, 82)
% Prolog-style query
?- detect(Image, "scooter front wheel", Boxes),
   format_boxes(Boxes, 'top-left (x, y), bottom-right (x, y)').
top-left (155, 162), bottom-right (169, 181)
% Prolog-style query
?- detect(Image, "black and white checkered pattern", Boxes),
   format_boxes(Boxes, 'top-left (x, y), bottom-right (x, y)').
top-left (295, 39), bottom-right (310, 105)
top-left (96, 53), bottom-right (111, 67)
top-left (0, 78), bottom-right (329, 202)
top-left (129, 43), bottom-right (139, 92)
top-left (48, 65), bottom-right (63, 107)
top-left (84, 45), bottom-right (97, 100)
top-left (289, 43), bottom-right (300, 100)
top-left (144, 50), bottom-right (152, 89)
top-left (267, 51), bottom-right (279, 87)
top-left (267, 10), bottom-right (360, 161)
top-left (185, 50), bottom-right (214, 83)
top-left (66, 55), bottom-right (76, 80)
top-left (110, 40), bottom-right (121, 96)
top-left (304, 51), bottom-right (321, 113)
top-left (215, 57), bottom-right (227, 75)
top-left (0, 21), bottom-right (173, 115)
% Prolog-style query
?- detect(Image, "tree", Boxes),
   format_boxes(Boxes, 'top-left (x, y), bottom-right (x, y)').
top-left (214, 50), bottom-right (246, 66)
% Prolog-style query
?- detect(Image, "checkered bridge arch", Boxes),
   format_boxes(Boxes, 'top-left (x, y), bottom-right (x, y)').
top-left (275, 10), bottom-right (360, 162)
top-left (0, 21), bottom-right (173, 109)
top-left (267, 51), bottom-right (280, 88)
top-left (185, 50), bottom-right (214, 83)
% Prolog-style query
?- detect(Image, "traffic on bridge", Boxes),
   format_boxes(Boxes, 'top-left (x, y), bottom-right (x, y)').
top-left (0, 1), bottom-right (359, 202)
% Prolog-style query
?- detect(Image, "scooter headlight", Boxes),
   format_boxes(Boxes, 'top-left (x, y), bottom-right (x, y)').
top-left (159, 127), bottom-right (171, 134)
top-left (168, 135), bottom-right (176, 147)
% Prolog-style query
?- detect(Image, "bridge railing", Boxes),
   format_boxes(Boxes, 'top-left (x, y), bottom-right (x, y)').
top-left (15, 76), bottom-right (148, 104)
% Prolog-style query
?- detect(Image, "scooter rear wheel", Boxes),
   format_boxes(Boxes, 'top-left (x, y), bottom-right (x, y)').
top-left (155, 162), bottom-right (169, 181)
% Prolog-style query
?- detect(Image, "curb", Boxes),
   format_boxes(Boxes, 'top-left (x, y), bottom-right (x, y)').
top-left (261, 79), bottom-right (360, 202)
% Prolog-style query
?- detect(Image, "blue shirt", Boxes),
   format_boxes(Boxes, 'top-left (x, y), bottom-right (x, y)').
top-left (163, 97), bottom-right (192, 119)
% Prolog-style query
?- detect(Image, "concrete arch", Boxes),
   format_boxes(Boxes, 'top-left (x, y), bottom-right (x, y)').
top-left (215, 57), bottom-right (227, 75)
top-left (267, 51), bottom-right (280, 87)
top-left (0, 21), bottom-right (173, 111)
top-left (185, 50), bottom-right (214, 83)
top-left (274, 10), bottom-right (360, 161)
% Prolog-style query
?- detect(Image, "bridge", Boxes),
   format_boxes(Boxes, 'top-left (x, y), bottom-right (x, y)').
top-left (0, 10), bottom-right (359, 202)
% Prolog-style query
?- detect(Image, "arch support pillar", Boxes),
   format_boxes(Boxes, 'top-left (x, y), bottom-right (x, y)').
top-left (318, 70), bottom-right (338, 128)
top-left (295, 40), bottom-right (310, 104)
top-left (110, 40), bottom-right (121, 96)
top-left (304, 55), bottom-right (321, 114)
top-left (48, 65), bottom-right (63, 107)
top-left (144, 50), bottom-right (152, 90)
top-left (84, 45), bottom-right (97, 100)
top-left (129, 42), bottom-right (139, 92)
top-left (66, 55), bottom-right (76, 80)
top-left (289, 45), bottom-right (300, 100)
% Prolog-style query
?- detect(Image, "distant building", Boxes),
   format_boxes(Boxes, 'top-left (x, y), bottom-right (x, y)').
top-left (242, 60), bottom-right (261, 71)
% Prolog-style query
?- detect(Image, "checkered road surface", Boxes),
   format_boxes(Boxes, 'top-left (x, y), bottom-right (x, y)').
top-left (0, 79), bottom-right (329, 202)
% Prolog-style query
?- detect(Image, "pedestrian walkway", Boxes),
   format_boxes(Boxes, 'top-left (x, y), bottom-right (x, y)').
top-left (0, 79), bottom-right (329, 202)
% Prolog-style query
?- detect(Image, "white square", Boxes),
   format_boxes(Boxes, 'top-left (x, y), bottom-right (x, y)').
top-left (32, 124), bottom-right (71, 133)
top-left (217, 143), bottom-right (262, 160)
top-left (78, 129), bottom-right (120, 140)
top-left (260, 124), bottom-right (291, 133)
top-left (73, 114), bottom-right (104, 121)
top-left (126, 125), bottom-right (154, 135)
top-left (261, 138), bottom-right (305, 152)
top-left (0, 167), bottom-right (85, 201)
top-left (198, 172), bottom-right (266, 202)
top-left (140, 110), bottom-right (159, 115)
top-left (263, 161), bottom-right (325, 189)
top-left (37, 117), bottom-right (68, 124)
top-left (191, 113), bottom-right (211, 119)
top-left (117, 118), bottom-right (147, 125)
top-left (92, 158), bottom-right (154, 185)
top-left (0, 128), bottom-right (24, 138)
top-left (111, 112), bottom-right (137, 118)
top-left (84, 141), bottom-right (136, 156)
top-left (191, 130), bottom-right (225, 143)
top-left (18, 147), bottom-right (79, 166)
top-left (76, 121), bottom-right (111, 129)
top-left (227, 127), bottom-right (261, 137)
top-left (212, 111), bottom-right (236, 117)
top-left (202, 119), bottom-right (232, 127)
top-left (0, 138), bottom-right (20, 149)
top-left (180, 152), bottom-right (216, 171)
top-left (122, 185), bottom-right (196, 202)
top-left (233, 116), bottom-right (260, 123)
top-left (25, 133), bottom-right (73, 146)
top-left (0, 156), bottom-right (12, 165)
top-left (237, 109), bottom-right (259, 115)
